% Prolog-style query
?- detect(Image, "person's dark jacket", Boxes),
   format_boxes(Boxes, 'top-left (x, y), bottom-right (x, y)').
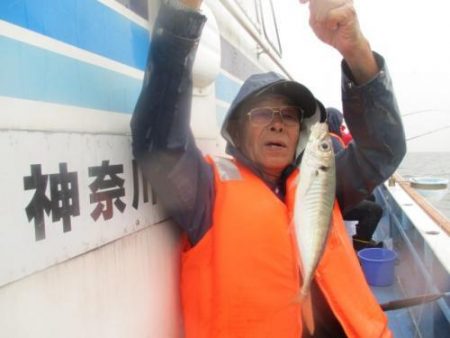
top-left (131, 4), bottom-right (406, 246)
top-left (326, 107), bottom-right (346, 154)
top-left (326, 107), bottom-right (344, 135)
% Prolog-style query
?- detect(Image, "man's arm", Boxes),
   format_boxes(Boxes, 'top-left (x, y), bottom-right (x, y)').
top-left (300, 0), bottom-right (406, 212)
top-left (131, 2), bottom-right (214, 245)
top-left (336, 53), bottom-right (406, 213)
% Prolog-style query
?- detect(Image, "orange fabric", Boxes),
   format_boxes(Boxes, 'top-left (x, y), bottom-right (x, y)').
top-left (330, 132), bottom-right (347, 149)
top-left (181, 156), bottom-right (391, 338)
top-left (286, 172), bottom-right (392, 338)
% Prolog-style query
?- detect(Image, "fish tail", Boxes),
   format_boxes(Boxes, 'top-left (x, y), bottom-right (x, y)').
top-left (301, 291), bottom-right (315, 335)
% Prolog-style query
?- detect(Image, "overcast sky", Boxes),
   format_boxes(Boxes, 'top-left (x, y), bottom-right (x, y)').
top-left (275, 0), bottom-right (450, 150)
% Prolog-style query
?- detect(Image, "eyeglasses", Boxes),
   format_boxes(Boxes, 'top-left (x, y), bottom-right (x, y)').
top-left (246, 106), bottom-right (303, 127)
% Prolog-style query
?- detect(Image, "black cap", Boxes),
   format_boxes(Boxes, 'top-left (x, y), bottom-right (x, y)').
top-left (227, 72), bottom-right (317, 121)
top-left (221, 71), bottom-right (321, 150)
top-left (252, 79), bottom-right (317, 119)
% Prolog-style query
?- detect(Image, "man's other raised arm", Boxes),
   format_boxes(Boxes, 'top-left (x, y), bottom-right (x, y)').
top-left (131, 2), bottom-right (214, 245)
top-left (299, 1), bottom-right (406, 211)
top-left (131, 2), bottom-right (205, 157)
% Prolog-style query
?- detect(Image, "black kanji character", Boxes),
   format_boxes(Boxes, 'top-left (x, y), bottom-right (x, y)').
top-left (24, 163), bottom-right (80, 241)
top-left (24, 165), bottom-right (51, 240)
top-left (89, 160), bottom-right (126, 221)
top-left (50, 163), bottom-right (80, 232)
top-left (132, 159), bottom-right (157, 210)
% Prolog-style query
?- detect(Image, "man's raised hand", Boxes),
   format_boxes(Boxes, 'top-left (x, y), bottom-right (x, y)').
top-left (299, 0), bottom-right (378, 83)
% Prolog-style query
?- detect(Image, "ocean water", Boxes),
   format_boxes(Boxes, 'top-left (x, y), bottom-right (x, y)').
top-left (396, 152), bottom-right (450, 219)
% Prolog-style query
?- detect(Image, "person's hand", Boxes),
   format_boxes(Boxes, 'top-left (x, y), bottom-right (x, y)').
top-left (181, 0), bottom-right (203, 10)
top-left (299, 0), bottom-right (362, 57)
top-left (300, 0), bottom-right (378, 83)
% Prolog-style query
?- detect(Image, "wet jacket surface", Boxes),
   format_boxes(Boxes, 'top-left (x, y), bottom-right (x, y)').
top-left (131, 4), bottom-right (406, 245)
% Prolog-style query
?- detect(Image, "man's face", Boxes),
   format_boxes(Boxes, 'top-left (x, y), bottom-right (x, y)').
top-left (238, 94), bottom-right (300, 181)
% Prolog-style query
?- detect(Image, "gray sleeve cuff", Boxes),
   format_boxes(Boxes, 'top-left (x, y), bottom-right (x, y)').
top-left (156, 2), bottom-right (207, 40)
top-left (341, 52), bottom-right (386, 90)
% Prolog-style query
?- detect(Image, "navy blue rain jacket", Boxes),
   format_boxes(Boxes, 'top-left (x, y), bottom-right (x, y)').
top-left (131, 4), bottom-right (406, 246)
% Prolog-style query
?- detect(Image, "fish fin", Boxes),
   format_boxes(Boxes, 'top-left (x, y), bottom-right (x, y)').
top-left (301, 291), bottom-right (315, 335)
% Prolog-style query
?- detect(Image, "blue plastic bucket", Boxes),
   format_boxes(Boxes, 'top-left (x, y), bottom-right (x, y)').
top-left (357, 248), bottom-right (397, 286)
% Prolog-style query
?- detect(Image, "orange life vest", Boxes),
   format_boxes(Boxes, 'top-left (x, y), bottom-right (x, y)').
top-left (180, 156), bottom-right (391, 338)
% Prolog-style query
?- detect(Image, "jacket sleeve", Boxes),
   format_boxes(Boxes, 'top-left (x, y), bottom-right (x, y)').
top-left (130, 4), bottom-right (214, 245)
top-left (335, 53), bottom-right (406, 214)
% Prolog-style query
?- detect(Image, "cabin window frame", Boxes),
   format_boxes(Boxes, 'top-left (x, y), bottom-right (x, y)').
top-left (233, 0), bottom-right (261, 32)
top-left (256, 0), bottom-right (283, 56)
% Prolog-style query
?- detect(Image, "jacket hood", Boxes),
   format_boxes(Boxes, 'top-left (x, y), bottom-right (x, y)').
top-left (221, 72), bottom-right (326, 168)
top-left (326, 107), bottom-right (344, 136)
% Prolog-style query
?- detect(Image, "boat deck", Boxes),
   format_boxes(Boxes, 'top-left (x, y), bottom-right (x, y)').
top-left (367, 184), bottom-right (450, 337)
top-left (369, 209), bottom-right (417, 337)
top-left (372, 278), bottom-right (417, 337)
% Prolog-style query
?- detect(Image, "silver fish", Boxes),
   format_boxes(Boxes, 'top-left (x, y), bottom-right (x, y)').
top-left (294, 121), bottom-right (335, 334)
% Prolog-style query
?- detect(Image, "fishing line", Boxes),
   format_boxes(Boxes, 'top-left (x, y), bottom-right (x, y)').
top-left (380, 291), bottom-right (450, 338)
top-left (406, 126), bottom-right (450, 141)
top-left (380, 291), bottom-right (450, 311)
top-left (402, 109), bottom-right (450, 117)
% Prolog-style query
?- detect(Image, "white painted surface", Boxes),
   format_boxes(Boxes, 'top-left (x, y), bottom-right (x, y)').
top-left (0, 130), bottom-right (166, 286)
top-left (0, 221), bottom-right (183, 338)
top-left (209, 0), bottom-right (284, 75)
top-left (0, 96), bottom-right (130, 133)
top-left (386, 182), bottom-right (450, 273)
top-left (192, 3), bottom-right (221, 88)
top-left (0, 1), bottom-right (293, 337)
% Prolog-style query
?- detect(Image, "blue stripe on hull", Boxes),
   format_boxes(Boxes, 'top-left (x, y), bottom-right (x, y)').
top-left (0, 0), bottom-right (150, 70)
top-left (0, 36), bottom-right (142, 114)
top-left (215, 73), bottom-right (241, 104)
top-left (0, 36), bottom-right (243, 112)
top-left (0, 1), bottom-right (245, 112)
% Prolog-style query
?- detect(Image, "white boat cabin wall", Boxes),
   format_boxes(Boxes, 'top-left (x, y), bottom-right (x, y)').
top-left (0, 0), bottom-right (289, 337)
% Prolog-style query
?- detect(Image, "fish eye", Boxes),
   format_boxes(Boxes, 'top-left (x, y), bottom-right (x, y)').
top-left (319, 142), bottom-right (329, 151)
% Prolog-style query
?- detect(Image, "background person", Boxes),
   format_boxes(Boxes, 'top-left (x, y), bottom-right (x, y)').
top-left (327, 107), bottom-right (385, 251)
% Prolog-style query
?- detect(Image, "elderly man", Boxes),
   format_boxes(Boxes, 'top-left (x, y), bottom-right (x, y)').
top-left (131, 0), bottom-right (406, 337)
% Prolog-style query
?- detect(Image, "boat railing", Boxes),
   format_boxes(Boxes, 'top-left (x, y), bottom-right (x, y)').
top-left (393, 173), bottom-right (450, 235)
top-left (375, 176), bottom-right (450, 336)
